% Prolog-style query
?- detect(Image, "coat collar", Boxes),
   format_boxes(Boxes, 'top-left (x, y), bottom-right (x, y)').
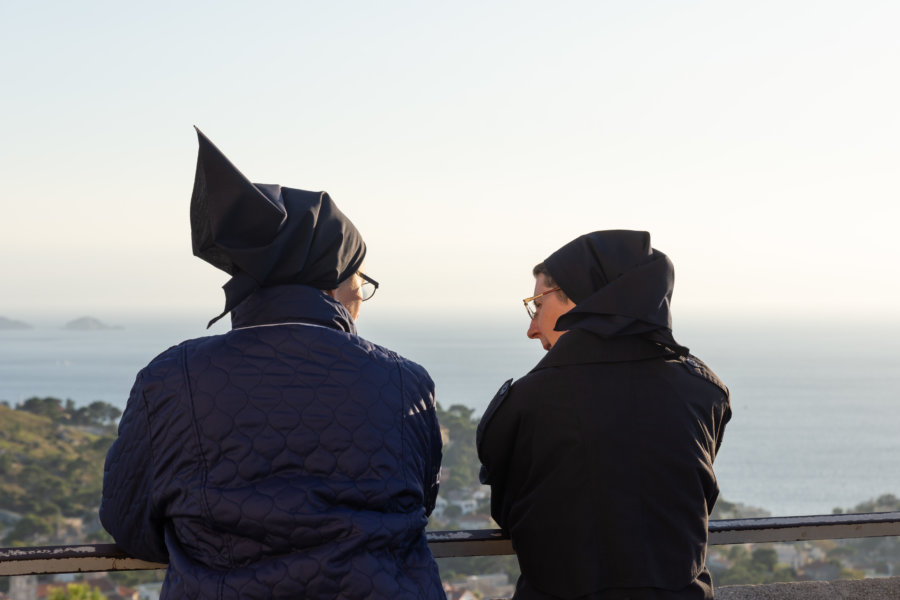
top-left (229, 284), bottom-right (357, 335)
top-left (531, 329), bottom-right (675, 372)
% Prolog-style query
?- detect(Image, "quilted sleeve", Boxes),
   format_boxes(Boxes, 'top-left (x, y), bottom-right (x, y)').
top-left (398, 358), bottom-right (442, 516)
top-left (423, 381), bottom-right (442, 516)
top-left (99, 370), bottom-right (168, 563)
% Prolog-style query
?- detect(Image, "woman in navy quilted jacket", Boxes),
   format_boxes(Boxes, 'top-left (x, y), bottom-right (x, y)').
top-left (100, 129), bottom-right (446, 599)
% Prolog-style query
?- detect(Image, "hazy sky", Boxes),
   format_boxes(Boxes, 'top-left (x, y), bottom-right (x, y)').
top-left (2, 1), bottom-right (898, 320)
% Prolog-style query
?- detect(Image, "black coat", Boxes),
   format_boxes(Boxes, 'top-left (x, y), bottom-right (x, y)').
top-left (477, 330), bottom-right (731, 600)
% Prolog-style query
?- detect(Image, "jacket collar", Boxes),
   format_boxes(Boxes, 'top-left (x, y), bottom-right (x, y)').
top-left (229, 284), bottom-right (357, 335)
top-left (531, 329), bottom-right (674, 372)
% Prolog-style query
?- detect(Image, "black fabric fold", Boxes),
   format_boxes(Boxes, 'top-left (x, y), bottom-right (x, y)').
top-left (190, 128), bottom-right (366, 327)
top-left (543, 230), bottom-right (689, 355)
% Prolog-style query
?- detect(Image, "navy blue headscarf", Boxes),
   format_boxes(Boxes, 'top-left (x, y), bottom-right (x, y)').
top-left (190, 128), bottom-right (366, 327)
top-left (543, 230), bottom-right (688, 355)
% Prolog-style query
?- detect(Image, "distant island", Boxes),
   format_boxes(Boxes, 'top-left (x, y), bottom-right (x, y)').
top-left (63, 316), bottom-right (123, 331)
top-left (0, 316), bottom-right (33, 330)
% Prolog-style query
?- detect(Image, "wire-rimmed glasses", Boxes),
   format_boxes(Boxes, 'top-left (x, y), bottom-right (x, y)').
top-left (358, 272), bottom-right (379, 301)
top-left (523, 287), bottom-right (561, 319)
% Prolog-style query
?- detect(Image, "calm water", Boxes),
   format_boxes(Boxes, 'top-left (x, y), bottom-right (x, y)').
top-left (1, 311), bottom-right (898, 517)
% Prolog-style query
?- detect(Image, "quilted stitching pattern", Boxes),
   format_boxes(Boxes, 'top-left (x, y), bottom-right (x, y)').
top-left (101, 286), bottom-right (445, 599)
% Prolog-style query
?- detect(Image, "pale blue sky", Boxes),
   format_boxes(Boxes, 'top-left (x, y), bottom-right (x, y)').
top-left (2, 1), bottom-right (898, 320)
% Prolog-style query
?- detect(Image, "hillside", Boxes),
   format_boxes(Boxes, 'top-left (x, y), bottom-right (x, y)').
top-left (0, 400), bottom-right (118, 546)
top-left (1, 398), bottom-right (898, 588)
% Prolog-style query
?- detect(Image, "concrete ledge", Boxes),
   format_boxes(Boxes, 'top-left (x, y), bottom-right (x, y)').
top-left (717, 576), bottom-right (900, 599)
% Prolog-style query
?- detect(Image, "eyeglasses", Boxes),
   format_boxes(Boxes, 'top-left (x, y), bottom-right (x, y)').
top-left (523, 287), bottom-right (561, 319)
top-left (358, 272), bottom-right (379, 301)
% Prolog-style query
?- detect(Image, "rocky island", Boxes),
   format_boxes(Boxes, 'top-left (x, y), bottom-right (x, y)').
top-left (0, 316), bottom-right (33, 330)
top-left (63, 316), bottom-right (123, 331)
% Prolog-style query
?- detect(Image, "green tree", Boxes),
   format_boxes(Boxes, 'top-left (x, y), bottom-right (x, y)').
top-left (443, 504), bottom-right (463, 520)
top-left (873, 494), bottom-right (900, 510)
top-left (0, 451), bottom-right (12, 475)
top-left (838, 565), bottom-right (865, 580)
top-left (3, 514), bottom-right (54, 545)
top-left (437, 555), bottom-right (520, 583)
top-left (717, 562), bottom-right (759, 586)
top-left (70, 401), bottom-right (122, 427)
top-left (715, 545), bottom-right (796, 586)
top-left (0, 403), bottom-right (117, 533)
top-left (108, 568), bottom-right (165, 588)
top-left (437, 404), bottom-right (480, 492)
top-left (18, 397), bottom-right (64, 421)
top-left (47, 582), bottom-right (108, 600)
top-left (82, 401), bottom-right (122, 426)
top-left (752, 548), bottom-right (777, 571)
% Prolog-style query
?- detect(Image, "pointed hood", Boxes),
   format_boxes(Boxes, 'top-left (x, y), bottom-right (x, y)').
top-left (190, 128), bottom-right (366, 326)
top-left (543, 230), bottom-right (688, 354)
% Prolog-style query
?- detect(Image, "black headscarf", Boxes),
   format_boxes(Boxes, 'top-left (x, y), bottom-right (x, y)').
top-left (542, 230), bottom-right (688, 355)
top-left (190, 128), bottom-right (366, 327)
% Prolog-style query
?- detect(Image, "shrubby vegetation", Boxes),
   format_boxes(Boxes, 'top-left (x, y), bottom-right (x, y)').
top-left (47, 582), bottom-right (108, 600)
top-left (0, 398), bottom-right (119, 546)
top-left (831, 495), bottom-right (900, 577)
top-left (434, 403), bottom-right (480, 493)
top-left (715, 546), bottom-right (799, 585)
top-left (431, 403), bottom-right (521, 583)
top-left (708, 495), bottom-right (900, 586)
top-left (0, 398), bottom-right (126, 594)
top-left (13, 396), bottom-right (121, 427)
top-left (1, 397), bottom-right (898, 591)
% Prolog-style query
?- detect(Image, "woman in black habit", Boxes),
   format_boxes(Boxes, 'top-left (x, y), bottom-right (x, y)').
top-left (478, 230), bottom-right (732, 600)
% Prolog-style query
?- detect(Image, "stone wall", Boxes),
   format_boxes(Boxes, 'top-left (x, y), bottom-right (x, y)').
top-left (717, 576), bottom-right (900, 599)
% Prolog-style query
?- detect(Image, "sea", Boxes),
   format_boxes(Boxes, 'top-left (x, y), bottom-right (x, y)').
top-left (2, 310), bottom-right (898, 518)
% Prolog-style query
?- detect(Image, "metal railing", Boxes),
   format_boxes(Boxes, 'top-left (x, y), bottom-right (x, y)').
top-left (2, 512), bottom-right (899, 577)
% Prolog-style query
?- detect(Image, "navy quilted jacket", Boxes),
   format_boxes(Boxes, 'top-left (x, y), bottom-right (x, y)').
top-left (100, 285), bottom-right (445, 599)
